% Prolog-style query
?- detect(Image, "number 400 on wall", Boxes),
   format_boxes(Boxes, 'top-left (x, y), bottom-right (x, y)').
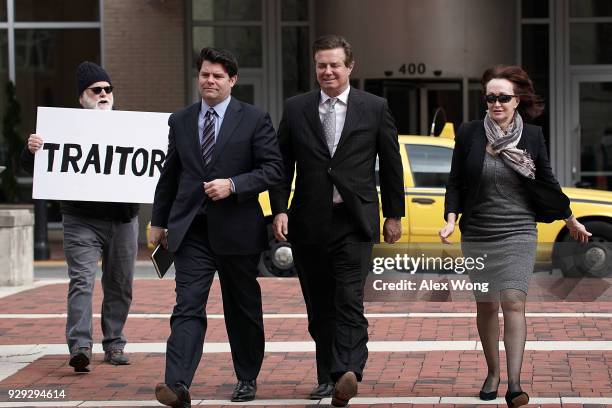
top-left (398, 63), bottom-right (426, 75)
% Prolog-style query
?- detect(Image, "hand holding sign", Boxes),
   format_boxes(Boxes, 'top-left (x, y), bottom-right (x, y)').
top-left (28, 134), bottom-right (44, 154)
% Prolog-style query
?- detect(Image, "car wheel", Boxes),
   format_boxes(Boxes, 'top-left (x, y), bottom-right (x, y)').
top-left (258, 241), bottom-right (297, 277)
top-left (553, 220), bottom-right (612, 277)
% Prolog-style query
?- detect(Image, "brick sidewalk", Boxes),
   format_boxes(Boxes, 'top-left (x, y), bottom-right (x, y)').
top-left (1, 351), bottom-right (611, 400)
top-left (1, 315), bottom-right (612, 344)
top-left (2, 279), bottom-right (612, 314)
top-left (0, 278), bottom-right (610, 407)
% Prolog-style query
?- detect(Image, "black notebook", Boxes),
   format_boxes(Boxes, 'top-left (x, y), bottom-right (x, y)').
top-left (151, 244), bottom-right (175, 279)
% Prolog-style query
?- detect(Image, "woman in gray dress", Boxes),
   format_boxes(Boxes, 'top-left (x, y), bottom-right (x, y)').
top-left (439, 65), bottom-right (591, 408)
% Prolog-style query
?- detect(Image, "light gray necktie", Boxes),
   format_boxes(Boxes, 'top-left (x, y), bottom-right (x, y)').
top-left (321, 97), bottom-right (342, 203)
top-left (322, 97), bottom-right (338, 155)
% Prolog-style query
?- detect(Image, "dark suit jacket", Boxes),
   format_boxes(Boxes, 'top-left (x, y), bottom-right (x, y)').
top-left (444, 120), bottom-right (572, 231)
top-left (151, 98), bottom-right (283, 254)
top-left (269, 88), bottom-right (405, 244)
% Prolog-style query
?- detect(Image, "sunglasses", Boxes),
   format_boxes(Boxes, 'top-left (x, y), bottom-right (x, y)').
top-left (484, 94), bottom-right (517, 104)
top-left (88, 86), bottom-right (113, 95)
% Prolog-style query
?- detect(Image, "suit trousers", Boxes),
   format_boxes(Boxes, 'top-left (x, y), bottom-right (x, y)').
top-left (292, 204), bottom-right (373, 383)
top-left (63, 214), bottom-right (137, 353)
top-left (165, 215), bottom-right (265, 387)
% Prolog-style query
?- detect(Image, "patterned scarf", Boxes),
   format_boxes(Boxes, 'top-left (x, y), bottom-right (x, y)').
top-left (484, 112), bottom-right (535, 179)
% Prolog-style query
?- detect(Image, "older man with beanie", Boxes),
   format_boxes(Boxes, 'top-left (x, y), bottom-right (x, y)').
top-left (21, 61), bottom-right (138, 372)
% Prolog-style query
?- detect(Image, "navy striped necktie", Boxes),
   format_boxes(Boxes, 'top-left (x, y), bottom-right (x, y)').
top-left (201, 107), bottom-right (216, 166)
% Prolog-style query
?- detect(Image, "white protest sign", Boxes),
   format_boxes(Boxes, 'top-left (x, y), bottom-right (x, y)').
top-left (33, 107), bottom-right (170, 203)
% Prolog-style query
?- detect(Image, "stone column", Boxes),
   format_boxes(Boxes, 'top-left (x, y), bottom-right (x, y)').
top-left (0, 209), bottom-right (34, 286)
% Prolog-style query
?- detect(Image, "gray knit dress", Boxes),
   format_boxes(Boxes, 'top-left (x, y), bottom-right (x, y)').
top-left (461, 152), bottom-right (537, 295)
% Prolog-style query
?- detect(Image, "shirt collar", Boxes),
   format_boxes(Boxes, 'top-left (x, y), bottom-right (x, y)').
top-left (201, 95), bottom-right (231, 119)
top-left (320, 86), bottom-right (350, 106)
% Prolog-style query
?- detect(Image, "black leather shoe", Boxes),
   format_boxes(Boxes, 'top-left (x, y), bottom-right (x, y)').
top-left (505, 390), bottom-right (529, 408)
top-left (331, 371), bottom-right (358, 407)
top-left (104, 349), bottom-right (130, 365)
top-left (479, 375), bottom-right (500, 400)
top-left (69, 347), bottom-right (91, 373)
top-left (231, 379), bottom-right (256, 402)
top-left (309, 382), bottom-right (334, 399)
top-left (155, 382), bottom-right (191, 408)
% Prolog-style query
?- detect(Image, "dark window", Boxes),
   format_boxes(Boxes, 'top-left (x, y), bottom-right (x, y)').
top-left (16, 0), bottom-right (99, 21)
top-left (15, 29), bottom-right (101, 143)
top-left (578, 81), bottom-right (612, 190)
top-left (232, 84), bottom-right (254, 105)
top-left (364, 79), bottom-right (462, 136)
top-left (405, 144), bottom-right (452, 188)
top-left (282, 26), bottom-right (310, 99)
top-left (0, 30), bottom-right (8, 166)
top-left (570, 0), bottom-right (612, 17)
top-left (192, 26), bottom-right (262, 68)
top-left (522, 24), bottom-right (550, 145)
top-left (570, 23), bottom-right (612, 65)
top-left (426, 86), bottom-right (462, 136)
top-left (522, 0), bottom-right (548, 18)
top-left (192, 0), bottom-right (262, 21)
top-left (468, 81), bottom-right (486, 121)
top-left (282, 0), bottom-right (309, 21)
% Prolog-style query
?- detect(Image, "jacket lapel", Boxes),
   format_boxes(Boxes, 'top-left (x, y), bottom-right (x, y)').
top-left (516, 126), bottom-right (530, 151)
top-left (303, 90), bottom-right (329, 153)
top-left (472, 123), bottom-right (487, 180)
top-left (209, 97), bottom-right (243, 168)
top-left (335, 88), bottom-right (364, 153)
top-left (184, 102), bottom-right (206, 177)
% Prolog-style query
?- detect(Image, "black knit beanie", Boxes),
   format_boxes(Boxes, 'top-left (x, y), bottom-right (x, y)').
top-left (76, 61), bottom-right (112, 96)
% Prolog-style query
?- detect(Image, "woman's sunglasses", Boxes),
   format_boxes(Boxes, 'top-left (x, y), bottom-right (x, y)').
top-left (484, 94), bottom-right (517, 104)
top-left (88, 86), bottom-right (113, 95)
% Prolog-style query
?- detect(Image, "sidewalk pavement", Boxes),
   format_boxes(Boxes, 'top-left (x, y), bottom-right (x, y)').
top-left (0, 269), bottom-right (610, 406)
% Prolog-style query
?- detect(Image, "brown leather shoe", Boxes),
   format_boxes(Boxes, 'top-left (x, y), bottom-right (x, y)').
top-left (155, 382), bottom-right (191, 408)
top-left (331, 371), bottom-right (358, 407)
top-left (505, 390), bottom-right (529, 408)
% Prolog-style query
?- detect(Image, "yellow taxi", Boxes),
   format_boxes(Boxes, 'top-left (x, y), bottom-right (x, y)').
top-left (258, 123), bottom-right (612, 278)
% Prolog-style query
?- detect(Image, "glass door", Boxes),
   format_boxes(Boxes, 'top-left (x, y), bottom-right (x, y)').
top-left (364, 79), bottom-right (463, 136)
top-left (571, 75), bottom-right (612, 190)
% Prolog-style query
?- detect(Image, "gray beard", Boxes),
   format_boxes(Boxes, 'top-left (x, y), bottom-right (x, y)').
top-left (81, 93), bottom-right (113, 110)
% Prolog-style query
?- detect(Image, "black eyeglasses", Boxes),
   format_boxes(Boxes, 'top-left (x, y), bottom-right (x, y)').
top-left (484, 94), bottom-right (517, 104)
top-left (88, 86), bottom-right (113, 95)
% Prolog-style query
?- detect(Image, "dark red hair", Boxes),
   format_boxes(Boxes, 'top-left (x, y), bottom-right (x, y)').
top-left (481, 65), bottom-right (544, 120)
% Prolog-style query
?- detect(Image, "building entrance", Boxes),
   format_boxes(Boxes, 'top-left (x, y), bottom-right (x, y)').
top-left (364, 79), bottom-right (463, 136)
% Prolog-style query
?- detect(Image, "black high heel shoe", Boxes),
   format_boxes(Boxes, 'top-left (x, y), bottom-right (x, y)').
top-left (505, 390), bottom-right (529, 408)
top-left (478, 376), bottom-right (499, 400)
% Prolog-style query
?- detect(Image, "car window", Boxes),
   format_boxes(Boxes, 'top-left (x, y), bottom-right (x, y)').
top-left (405, 144), bottom-right (452, 187)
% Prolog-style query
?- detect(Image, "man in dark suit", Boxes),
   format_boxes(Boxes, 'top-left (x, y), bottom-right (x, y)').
top-left (150, 47), bottom-right (283, 407)
top-left (269, 35), bottom-right (404, 406)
